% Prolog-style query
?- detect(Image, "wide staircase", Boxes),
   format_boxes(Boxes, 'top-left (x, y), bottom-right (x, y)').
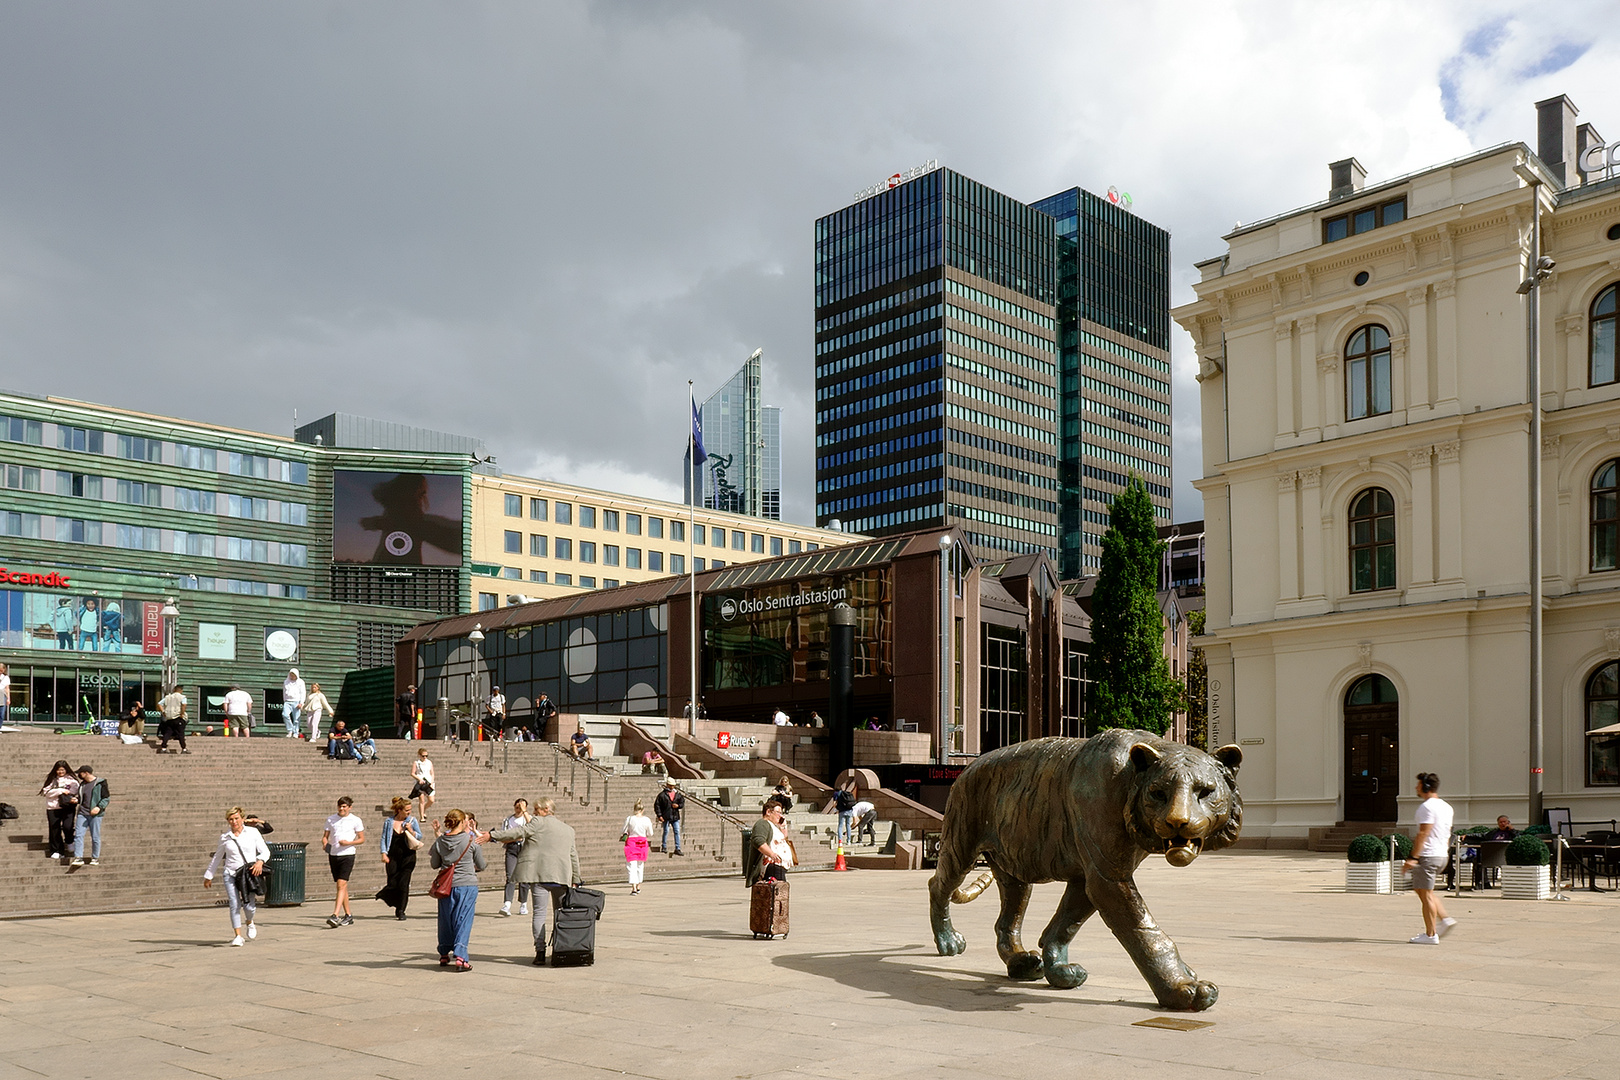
top-left (0, 729), bottom-right (810, 919)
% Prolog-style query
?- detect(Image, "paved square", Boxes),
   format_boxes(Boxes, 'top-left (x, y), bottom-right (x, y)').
top-left (2, 852), bottom-right (1617, 1079)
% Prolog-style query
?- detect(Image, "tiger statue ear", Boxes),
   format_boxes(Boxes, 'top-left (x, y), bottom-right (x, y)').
top-left (1213, 745), bottom-right (1243, 774)
top-left (1128, 742), bottom-right (1162, 772)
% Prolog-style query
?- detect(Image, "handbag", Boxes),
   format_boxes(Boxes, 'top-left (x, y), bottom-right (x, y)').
top-left (231, 836), bottom-right (268, 899)
top-left (402, 822), bottom-right (424, 851)
top-left (428, 834), bottom-right (472, 899)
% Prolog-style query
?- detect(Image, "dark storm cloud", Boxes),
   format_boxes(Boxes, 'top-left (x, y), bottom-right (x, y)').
top-left (1, 2), bottom-right (1616, 524)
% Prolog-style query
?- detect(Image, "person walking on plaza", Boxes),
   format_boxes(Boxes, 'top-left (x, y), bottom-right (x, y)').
top-left (1402, 772), bottom-right (1457, 945)
top-left (303, 682), bottom-right (333, 742)
top-left (156, 685), bottom-right (189, 754)
top-left (223, 685), bottom-right (253, 738)
top-left (282, 669), bottom-right (305, 738)
top-left (38, 760), bottom-right (79, 861)
top-left (375, 796), bottom-right (422, 920)
top-left (430, 809), bottom-right (485, 972)
top-left (486, 685), bottom-right (508, 739)
top-left (499, 798), bottom-right (532, 917)
top-left (411, 746), bottom-right (436, 821)
top-left (623, 800), bottom-right (654, 895)
top-left (69, 764), bottom-right (109, 866)
top-left (482, 797), bottom-right (580, 967)
top-left (203, 807), bottom-right (271, 946)
top-left (322, 796), bottom-right (366, 927)
top-left (654, 778), bottom-right (685, 856)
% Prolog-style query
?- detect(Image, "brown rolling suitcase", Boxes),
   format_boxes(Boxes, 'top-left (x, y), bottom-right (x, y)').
top-left (750, 877), bottom-right (789, 939)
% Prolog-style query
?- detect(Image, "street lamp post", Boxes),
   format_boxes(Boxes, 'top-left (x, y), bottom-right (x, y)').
top-left (468, 623), bottom-right (485, 742)
top-left (160, 598), bottom-right (180, 695)
top-left (1514, 161), bottom-right (1555, 829)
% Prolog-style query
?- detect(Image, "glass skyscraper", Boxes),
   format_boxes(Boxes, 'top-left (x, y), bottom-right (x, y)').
top-left (814, 167), bottom-right (1062, 561)
top-left (1031, 188), bottom-right (1172, 576)
top-left (684, 350), bottom-right (782, 520)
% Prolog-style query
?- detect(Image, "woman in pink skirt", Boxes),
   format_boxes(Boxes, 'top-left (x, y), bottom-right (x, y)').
top-left (623, 800), bottom-right (654, 895)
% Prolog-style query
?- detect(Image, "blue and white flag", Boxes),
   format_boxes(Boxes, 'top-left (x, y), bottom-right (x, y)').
top-left (691, 396), bottom-right (707, 462)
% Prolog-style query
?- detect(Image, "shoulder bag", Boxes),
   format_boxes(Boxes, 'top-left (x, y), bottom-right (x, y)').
top-left (428, 836), bottom-right (471, 899)
top-left (230, 836), bottom-right (268, 899)
top-left (401, 820), bottom-right (424, 851)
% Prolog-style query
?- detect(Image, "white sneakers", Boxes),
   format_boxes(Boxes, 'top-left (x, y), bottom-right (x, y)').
top-left (247, 923), bottom-right (258, 940)
top-left (519, 903), bottom-right (528, 915)
top-left (229, 936), bottom-right (244, 947)
top-left (1409, 933), bottom-right (1439, 945)
top-left (1439, 917), bottom-right (1457, 937)
top-left (499, 902), bottom-right (512, 917)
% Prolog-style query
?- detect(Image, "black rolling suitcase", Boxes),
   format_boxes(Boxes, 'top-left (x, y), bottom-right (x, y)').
top-left (551, 886), bottom-right (606, 967)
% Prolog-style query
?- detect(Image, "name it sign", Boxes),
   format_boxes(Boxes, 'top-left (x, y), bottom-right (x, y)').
top-left (854, 159), bottom-right (939, 202)
top-left (0, 568), bottom-right (71, 587)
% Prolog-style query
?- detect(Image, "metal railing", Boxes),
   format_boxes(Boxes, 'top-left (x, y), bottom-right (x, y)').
top-left (677, 790), bottom-right (751, 861)
top-left (525, 738), bottom-right (614, 806)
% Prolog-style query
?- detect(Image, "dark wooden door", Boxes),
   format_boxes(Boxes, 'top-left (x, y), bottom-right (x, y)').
top-left (1344, 705), bottom-right (1399, 821)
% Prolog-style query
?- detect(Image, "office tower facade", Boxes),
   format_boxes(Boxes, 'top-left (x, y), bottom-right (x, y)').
top-left (814, 166), bottom-right (1061, 561)
top-left (683, 350), bottom-right (782, 521)
top-left (1031, 189), bottom-right (1173, 577)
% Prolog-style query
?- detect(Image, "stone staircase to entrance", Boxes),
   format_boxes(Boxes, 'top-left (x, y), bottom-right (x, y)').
top-left (1308, 821), bottom-right (1405, 853)
top-left (0, 730), bottom-right (827, 920)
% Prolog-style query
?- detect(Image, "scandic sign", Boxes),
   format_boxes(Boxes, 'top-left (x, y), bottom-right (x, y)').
top-left (0, 568), bottom-right (71, 587)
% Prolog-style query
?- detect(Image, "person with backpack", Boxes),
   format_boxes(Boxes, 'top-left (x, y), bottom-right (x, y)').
top-left (833, 784), bottom-right (857, 846)
top-left (69, 764), bottom-right (109, 866)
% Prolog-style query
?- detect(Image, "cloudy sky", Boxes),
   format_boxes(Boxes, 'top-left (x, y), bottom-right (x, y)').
top-left (2, 2), bottom-right (1617, 525)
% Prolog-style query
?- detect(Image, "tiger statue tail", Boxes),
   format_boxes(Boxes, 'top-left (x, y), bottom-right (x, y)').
top-left (951, 870), bottom-right (994, 904)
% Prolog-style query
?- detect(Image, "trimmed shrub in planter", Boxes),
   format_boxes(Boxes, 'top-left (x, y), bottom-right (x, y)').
top-left (1346, 834), bottom-right (1392, 893)
top-left (1502, 833), bottom-right (1551, 899)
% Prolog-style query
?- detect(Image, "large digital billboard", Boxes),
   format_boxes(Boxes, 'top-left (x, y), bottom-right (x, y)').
top-left (332, 471), bottom-right (464, 566)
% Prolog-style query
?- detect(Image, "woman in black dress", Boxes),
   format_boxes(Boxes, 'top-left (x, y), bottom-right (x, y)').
top-left (375, 796), bottom-right (422, 919)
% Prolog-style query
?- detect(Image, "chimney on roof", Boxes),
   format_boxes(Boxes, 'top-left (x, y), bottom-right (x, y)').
top-left (1535, 94), bottom-right (1579, 187)
top-left (1576, 121), bottom-right (1607, 186)
top-left (1328, 158), bottom-right (1366, 201)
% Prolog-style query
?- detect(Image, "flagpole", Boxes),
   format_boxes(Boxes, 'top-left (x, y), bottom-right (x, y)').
top-left (688, 381), bottom-right (699, 737)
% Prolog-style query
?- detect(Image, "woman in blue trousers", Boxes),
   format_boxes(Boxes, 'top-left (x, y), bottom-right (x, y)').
top-left (429, 809), bottom-right (485, 972)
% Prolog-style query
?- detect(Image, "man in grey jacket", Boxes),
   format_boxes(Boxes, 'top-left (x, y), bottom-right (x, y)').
top-left (482, 797), bottom-right (581, 967)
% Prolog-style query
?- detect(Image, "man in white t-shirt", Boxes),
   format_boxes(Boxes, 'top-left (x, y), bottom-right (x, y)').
top-left (156, 688), bottom-right (189, 754)
top-left (321, 796), bottom-right (366, 927)
top-left (486, 687), bottom-right (509, 739)
top-left (1403, 772), bottom-right (1457, 945)
top-left (222, 686), bottom-right (253, 738)
top-left (772, 708), bottom-right (791, 726)
top-left (850, 799), bottom-right (877, 844)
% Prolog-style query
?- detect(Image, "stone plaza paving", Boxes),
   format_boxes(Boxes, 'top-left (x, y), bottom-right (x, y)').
top-left (1, 851), bottom-right (1617, 1079)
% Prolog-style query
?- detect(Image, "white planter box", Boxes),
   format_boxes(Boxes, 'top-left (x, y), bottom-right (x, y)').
top-left (1346, 863), bottom-right (1391, 893)
top-left (1500, 864), bottom-right (1550, 900)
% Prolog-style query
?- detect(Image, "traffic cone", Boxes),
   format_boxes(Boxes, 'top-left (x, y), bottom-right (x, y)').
top-left (834, 844), bottom-right (848, 872)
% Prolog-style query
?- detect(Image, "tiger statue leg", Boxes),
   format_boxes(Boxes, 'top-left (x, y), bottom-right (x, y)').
top-left (992, 869), bottom-right (1044, 981)
top-left (927, 834), bottom-right (974, 956)
top-left (1036, 878), bottom-right (1097, 989)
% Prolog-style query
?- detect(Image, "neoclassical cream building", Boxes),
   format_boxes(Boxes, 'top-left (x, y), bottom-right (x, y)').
top-left (1174, 100), bottom-right (1620, 840)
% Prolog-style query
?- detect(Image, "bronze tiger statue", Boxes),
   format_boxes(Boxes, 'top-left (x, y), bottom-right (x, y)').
top-left (928, 729), bottom-right (1242, 1011)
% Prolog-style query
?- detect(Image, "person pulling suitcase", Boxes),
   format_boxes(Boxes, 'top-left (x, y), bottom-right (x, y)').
top-left (744, 798), bottom-right (795, 939)
top-left (482, 796), bottom-right (581, 967)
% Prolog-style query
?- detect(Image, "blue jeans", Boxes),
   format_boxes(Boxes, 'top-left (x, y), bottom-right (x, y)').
top-left (225, 875), bottom-right (257, 930)
top-left (837, 810), bottom-right (853, 845)
top-left (283, 704), bottom-right (302, 737)
top-left (73, 811), bottom-right (102, 858)
top-left (660, 819), bottom-right (682, 851)
top-left (528, 883), bottom-right (571, 952)
top-left (437, 885), bottom-right (478, 961)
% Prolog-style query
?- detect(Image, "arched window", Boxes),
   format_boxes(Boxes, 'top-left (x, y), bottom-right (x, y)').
top-left (1593, 460), bottom-right (1619, 572)
top-left (1593, 284), bottom-right (1618, 387)
top-left (1585, 662), bottom-right (1620, 786)
top-left (1346, 673), bottom-right (1398, 706)
top-left (1345, 324), bottom-right (1392, 420)
top-left (1349, 487), bottom-right (1395, 593)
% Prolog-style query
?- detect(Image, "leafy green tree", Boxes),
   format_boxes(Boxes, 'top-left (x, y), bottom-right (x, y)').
top-left (1185, 608), bottom-right (1208, 750)
top-left (1088, 476), bottom-right (1183, 734)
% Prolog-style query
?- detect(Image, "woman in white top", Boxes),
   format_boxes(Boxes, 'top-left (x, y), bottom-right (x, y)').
top-left (499, 798), bottom-right (532, 916)
top-left (303, 682), bottom-right (333, 742)
top-left (623, 800), bottom-right (655, 895)
top-left (203, 806), bottom-right (272, 946)
top-left (411, 747), bottom-right (436, 821)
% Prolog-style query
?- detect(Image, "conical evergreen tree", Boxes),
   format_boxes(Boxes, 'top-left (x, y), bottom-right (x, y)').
top-left (1087, 475), bottom-right (1183, 734)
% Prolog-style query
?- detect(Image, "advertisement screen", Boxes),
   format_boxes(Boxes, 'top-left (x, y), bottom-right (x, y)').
top-left (0, 591), bottom-right (164, 656)
top-left (332, 471), bottom-right (464, 566)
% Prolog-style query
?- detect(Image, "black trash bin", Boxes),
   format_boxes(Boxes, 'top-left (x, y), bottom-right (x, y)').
top-left (265, 841), bottom-right (309, 906)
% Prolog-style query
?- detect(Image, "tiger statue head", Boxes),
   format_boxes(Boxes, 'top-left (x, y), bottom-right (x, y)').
top-left (1123, 739), bottom-right (1243, 867)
